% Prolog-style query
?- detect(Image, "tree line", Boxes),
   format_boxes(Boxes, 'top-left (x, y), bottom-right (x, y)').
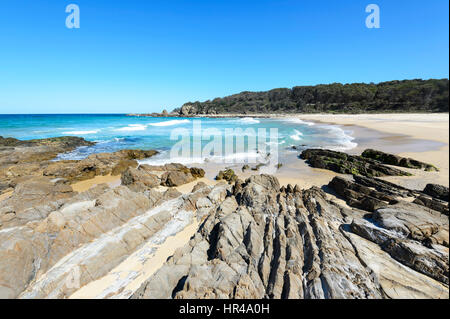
top-left (174, 79), bottom-right (449, 115)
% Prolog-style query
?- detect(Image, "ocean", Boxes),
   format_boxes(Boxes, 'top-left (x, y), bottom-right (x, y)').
top-left (0, 114), bottom-right (356, 165)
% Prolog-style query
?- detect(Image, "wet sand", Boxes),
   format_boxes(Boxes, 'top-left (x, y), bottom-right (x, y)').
top-left (299, 113), bottom-right (449, 188)
top-left (71, 174), bottom-right (122, 193)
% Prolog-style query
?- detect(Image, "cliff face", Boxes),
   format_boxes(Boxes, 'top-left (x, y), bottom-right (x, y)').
top-left (175, 79), bottom-right (449, 115)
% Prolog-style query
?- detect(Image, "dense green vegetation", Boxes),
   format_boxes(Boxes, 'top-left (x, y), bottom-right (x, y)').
top-left (175, 79), bottom-right (449, 115)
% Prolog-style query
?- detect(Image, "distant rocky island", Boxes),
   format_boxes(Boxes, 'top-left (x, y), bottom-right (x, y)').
top-left (128, 79), bottom-right (449, 117)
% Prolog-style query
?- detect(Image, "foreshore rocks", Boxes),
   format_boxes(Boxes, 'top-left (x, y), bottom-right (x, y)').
top-left (0, 176), bottom-right (75, 229)
top-left (0, 135), bottom-right (159, 194)
top-left (423, 184), bottom-right (449, 202)
top-left (328, 175), bottom-right (449, 216)
top-left (42, 149), bottom-right (159, 183)
top-left (121, 163), bottom-right (205, 190)
top-left (215, 169), bottom-right (238, 183)
top-left (300, 148), bottom-right (439, 177)
top-left (0, 177), bottom-right (231, 299)
top-left (0, 136), bottom-right (95, 194)
top-left (362, 149), bottom-right (439, 171)
top-left (0, 139), bottom-right (448, 299)
top-left (0, 136), bottom-right (95, 149)
top-left (0, 170), bottom-right (448, 299)
top-left (133, 174), bottom-right (448, 299)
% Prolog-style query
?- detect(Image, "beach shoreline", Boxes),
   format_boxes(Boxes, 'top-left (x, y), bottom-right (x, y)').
top-left (69, 113), bottom-right (449, 195)
top-left (1, 113), bottom-right (448, 299)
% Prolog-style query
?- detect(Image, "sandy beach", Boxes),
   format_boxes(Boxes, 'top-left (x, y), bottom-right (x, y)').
top-left (70, 174), bottom-right (122, 193)
top-left (299, 113), bottom-right (449, 188)
top-left (65, 113), bottom-right (449, 197)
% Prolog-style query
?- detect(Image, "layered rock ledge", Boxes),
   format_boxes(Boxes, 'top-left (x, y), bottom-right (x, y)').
top-left (132, 175), bottom-right (448, 299)
top-left (0, 140), bottom-right (448, 299)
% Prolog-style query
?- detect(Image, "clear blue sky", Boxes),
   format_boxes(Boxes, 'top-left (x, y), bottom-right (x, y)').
top-left (0, 0), bottom-right (448, 114)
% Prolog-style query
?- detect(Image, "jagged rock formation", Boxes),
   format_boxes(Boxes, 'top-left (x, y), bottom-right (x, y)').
top-left (329, 175), bottom-right (449, 216)
top-left (328, 176), bottom-right (449, 285)
top-left (0, 175), bottom-right (230, 298)
top-left (1, 138), bottom-right (448, 299)
top-left (1, 170), bottom-right (448, 299)
top-left (300, 149), bottom-right (413, 177)
top-left (133, 175), bottom-right (448, 299)
top-left (362, 149), bottom-right (439, 171)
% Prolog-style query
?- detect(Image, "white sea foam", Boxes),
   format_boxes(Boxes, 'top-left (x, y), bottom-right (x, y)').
top-left (63, 130), bottom-right (99, 135)
top-left (139, 150), bottom-right (266, 166)
top-left (320, 125), bottom-right (357, 151)
top-left (290, 129), bottom-right (303, 141)
top-left (114, 124), bottom-right (147, 131)
top-left (284, 118), bottom-right (315, 126)
top-left (236, 117), bottom-right (260, 124)
top-left (148, 119), bottom-right (190, 127)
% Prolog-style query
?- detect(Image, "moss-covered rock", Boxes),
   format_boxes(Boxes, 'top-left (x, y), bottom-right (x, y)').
top-left (362, 149), bottom-right (439, 171)
top-left (215, 169), bottom-right (238, 183)
top-left (300, 149), bottom-right (412, 177)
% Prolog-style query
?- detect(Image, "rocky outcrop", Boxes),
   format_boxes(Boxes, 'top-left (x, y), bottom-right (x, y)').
top-left (180, 103), bottom-right (197, 116)
top-left (1, 136), bottom-right (448, 300)
top-left (215, 169), bottom-right (238, 183)
top-left (0, 177), bottom-right (76, 229)
top-left (423, 184), bottom-right (449, 202)
top-left (2, 185), bottom-right (181, 299)
top-left (0, 136), bottom-right (94, 149)
top-left (0, 177), bottom-right (233, 299)
top-left (0, 135), bottom-right (158, 195)
top-left (43, 149), bottom-right (159, 182)
top-left (133, 175), bottom-right (448, 299)
top-left (300, 149), bottom-right (412, 177)
top-left (362, 149), bottom-right (439, 171)
top-left (121, 167), bottom-right (161, 191)
top-left (121, 163), bottom-right (205, 190)
top-left (1, 171), bottom-right (448, 299)
top-left (328, 175), bottom-right (449, 216)
top-left (0, 136), bottom-right (96, 194)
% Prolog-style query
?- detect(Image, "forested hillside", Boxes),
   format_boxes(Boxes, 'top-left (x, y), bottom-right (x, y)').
top-left (175, 79), bottom-right (449, 115)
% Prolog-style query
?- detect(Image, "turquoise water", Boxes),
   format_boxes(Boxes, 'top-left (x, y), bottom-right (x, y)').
top-left (0, 114), bottom-right (356, 164)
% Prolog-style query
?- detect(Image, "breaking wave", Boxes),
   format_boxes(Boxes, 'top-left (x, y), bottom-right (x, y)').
top-left (236, 117), bottom-right (260, 125)
top-left (284, 118), bottom-right (315, 126)
top-left (114, 124), bottom-right (147, 131)
top-left (63, 130), bottom-right (100, 135)
top-left (290, 129), bottom-right (303, 141)
top-left (149, 119), bottom-right (190, 127)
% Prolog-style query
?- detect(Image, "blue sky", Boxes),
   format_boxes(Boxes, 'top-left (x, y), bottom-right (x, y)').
top-left (0, 0), bottom-right (448, 114)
